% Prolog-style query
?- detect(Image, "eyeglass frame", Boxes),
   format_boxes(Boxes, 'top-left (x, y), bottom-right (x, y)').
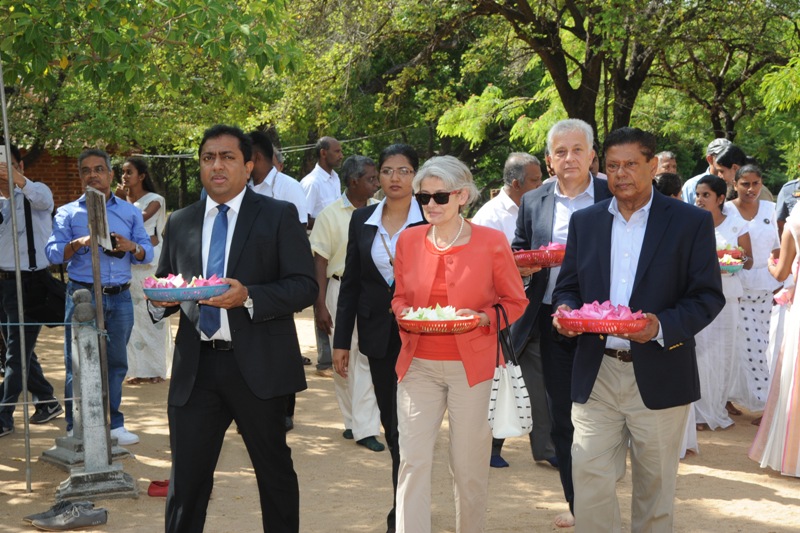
top-left (414, 190), bottom-right (460, 205)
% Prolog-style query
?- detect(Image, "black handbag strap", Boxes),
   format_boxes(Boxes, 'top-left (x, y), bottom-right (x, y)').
top-left (23, 197), bottom-right (37, 271)
top-left (494, 304), bottom-right (519, 367)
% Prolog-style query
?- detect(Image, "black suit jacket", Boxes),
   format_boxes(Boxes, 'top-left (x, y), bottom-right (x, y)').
top-left (552, 190), bottom-right (725, 410)
top-left (510, 178), bottom-right (613, 351)
top-left (157, 188), bottom-right (318, 406)
top-left (333, 203), bottom-right (425, 358)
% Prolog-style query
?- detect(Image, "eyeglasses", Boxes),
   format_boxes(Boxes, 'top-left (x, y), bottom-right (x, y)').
top-left (80, 165), bottom-right (109, 176)
top-left (415, 190), bottom-right (459, 205)
top-left (380, 167), bottom-right (414, 177)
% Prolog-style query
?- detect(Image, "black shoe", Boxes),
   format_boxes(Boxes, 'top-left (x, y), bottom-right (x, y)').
top-left (0, 426), bottom-right (13, 438)
top-left (356, 436), bottom-right (385, 452)
top-left (342, 429), bottom-right (354, 440)
top-left (284, 416), bottom-right (294, 432)
top-left (24, 501), bottom-right (94, 524)
top-left (30, 402), bottom-right (64, 425)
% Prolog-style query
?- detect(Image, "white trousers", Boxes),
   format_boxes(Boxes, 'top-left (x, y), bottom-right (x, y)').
top-left (326, 277), bottom-right (381, 441)
top-left (572, 356), bottom-right (689, 533)
top-left (396, 358), bottom-right (493, 533)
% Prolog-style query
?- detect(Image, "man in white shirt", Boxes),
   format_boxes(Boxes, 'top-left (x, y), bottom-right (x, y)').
top-left (301, 136), bottom-right (344, 376)
top-left (471, 152), bottom-right (555, 470)
top-left (300, 136), bottom-right (344, 231)
top-left (472, 153), bottom-right (543, 242)
top-left (248, 131), bottom-right (308, 228)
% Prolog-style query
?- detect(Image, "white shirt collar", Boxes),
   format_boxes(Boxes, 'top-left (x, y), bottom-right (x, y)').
top-left (608, 187), bottom-right (654, 219)
top-left (554, 175), bottom-right (595, 200)
top-left (365, 197), bottom-right (423, 228)
top-left (204, 186), bottom-right (247, 217)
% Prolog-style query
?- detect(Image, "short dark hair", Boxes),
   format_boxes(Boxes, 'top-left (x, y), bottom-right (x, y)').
top-left (378, 144), bottom-right (419, 171)
top-left (78, 148), bottom-right (111, 171)
top-left (248, 130), bottom-right (274, 160)
top-left (715, 145), bottom-right (747, 169)
top-left (696, 174), bottom-right (727, 203)
top-left (0, 139), bottom-right (22, 164)
top-left (653, 173), bottom-right (682, 197)
top-left (199, 125), bottom-right (252, 163)
top-left (315, 136), bottom-right (337, 159)
top-left (341, 155), bottom-right (376, 187)
top-left (124, 157), bottom-right (157, 193)
top-left (603, 127), bottom-right (657, 161)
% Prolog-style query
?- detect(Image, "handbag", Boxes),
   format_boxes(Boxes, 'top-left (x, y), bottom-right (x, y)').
top-left (487, 304), bottom-right (533, 438)
top-left (21, 198), bottom-right (67, 327)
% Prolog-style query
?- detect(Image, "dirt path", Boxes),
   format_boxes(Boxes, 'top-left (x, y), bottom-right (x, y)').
top-left (1, 309), bottom-right (799, 532)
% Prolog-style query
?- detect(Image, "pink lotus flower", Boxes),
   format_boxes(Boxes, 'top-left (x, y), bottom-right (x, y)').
top-left (538, 242), bottom-right (566, 251)
top-left (142, 274), bottom-right (226, 289)
top-left (553, 300), bottom-right (644, 320)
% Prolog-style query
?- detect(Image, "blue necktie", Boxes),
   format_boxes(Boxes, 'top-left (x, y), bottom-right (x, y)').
top-left (199, 204), bottom-right (229, 337)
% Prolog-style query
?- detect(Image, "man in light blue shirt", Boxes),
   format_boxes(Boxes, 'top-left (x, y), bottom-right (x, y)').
top-left (46, 149), bottom-right (152, 445)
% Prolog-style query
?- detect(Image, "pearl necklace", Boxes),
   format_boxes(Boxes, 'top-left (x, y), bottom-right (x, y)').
top-left (432, 215), bottom-right (465, 252)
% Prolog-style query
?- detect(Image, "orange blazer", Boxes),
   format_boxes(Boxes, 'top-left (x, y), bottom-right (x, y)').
top-left (392, 223), bottom-right (528, 386)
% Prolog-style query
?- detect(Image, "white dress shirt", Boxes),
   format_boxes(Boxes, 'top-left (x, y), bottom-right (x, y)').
top-left (0, 179), bottom-right (54, 271)
top-left (470, 188), bottom-right (518, 244)
top-left (300, 163), bottom-right (341, 218)
top-left (605, 191), bottom-right (654, 351)
top-left (201, 187), bottom-right (246, 341)
top-left (544, 177), bottom-right (595, 304)
top-left (365, 198), bottom-right (424, 286)
top-left (250, 167), bottom-right (308, 224)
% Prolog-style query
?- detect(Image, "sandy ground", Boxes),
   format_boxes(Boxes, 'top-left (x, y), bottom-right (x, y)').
top-left (1, 308), bottom-right (799, 532)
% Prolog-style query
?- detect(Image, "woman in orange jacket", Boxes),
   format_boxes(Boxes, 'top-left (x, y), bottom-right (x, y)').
top-left (391, 155), bottom-right (528, 533)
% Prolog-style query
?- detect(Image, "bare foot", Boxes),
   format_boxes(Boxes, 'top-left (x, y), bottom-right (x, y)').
top-left (147, 377), bottom-right (165, 384)
top-left (726, 401), bottom-right (743, 416)
top-left (554, 511), bottom-right (575, 528)
top-left (696, 423), bottom-right (709, 431)
top-left (751, 416), bottom-right (762, 426)
top-left (126, 377), bottom-right (145, 385)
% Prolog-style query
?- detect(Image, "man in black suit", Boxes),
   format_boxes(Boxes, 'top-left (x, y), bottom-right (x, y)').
top-left (511, 118), bottom-right (612, 528)
top-left (150, 125), bottom-right (317, 533)
top-left (553, 127), bottom-right (724, 532)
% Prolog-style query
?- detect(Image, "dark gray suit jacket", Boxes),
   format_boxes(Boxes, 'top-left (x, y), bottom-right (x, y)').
top-left (157, 188), bottom-right (318, 406)
top-left (510, 178), bottom-right (613, 351)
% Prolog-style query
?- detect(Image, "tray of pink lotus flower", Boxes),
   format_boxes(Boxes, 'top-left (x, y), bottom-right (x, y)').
top-left (514, 242), bottom-right (566, 268)
top-left (398, 305), bottom-right (481, 334)
top-left (142, 274), bottom-right (230, 302)
top-left (553, 301), bottom-right (648, 334)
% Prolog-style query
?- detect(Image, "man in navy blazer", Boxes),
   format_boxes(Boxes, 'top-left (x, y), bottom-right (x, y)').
top-left (151, 125), bottom-right (317, 533)
top-left (511, 118), bottom-right (612, 527)
top-left (553, 127), bottom-right (724, 532)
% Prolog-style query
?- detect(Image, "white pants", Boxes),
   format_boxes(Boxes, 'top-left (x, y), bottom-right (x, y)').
top-left (396, 358), bottom-right (493, 533)
top-left (327, 277), bottom-right (381, 441)
top-left (572, 356), bottom-right (689, 533)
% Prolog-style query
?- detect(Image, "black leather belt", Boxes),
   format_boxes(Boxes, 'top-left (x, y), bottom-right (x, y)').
top-left (0, 270), bottom-right (40, 280)
top-left (331, 274), bottom-right (341, 281)
top-left (201, 339), bottom-right (234, 351)
top-left (604, 348), bottom-right (633, 363)
top-left (73, 280), bottom-right (131, 295)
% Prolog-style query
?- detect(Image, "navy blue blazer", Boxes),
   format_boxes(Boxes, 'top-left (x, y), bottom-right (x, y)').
top-left (510, 177), bottom-right (613, 351)
top-left (552, 190), bottom-right (725, 410)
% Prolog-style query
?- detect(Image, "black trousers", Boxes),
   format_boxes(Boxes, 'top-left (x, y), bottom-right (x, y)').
top-left (367, 330), bottom-right (401, 531)
top-left (537, 303), bottom-right (577, 513)
top-left (166, 345), bottom-right (299, 533)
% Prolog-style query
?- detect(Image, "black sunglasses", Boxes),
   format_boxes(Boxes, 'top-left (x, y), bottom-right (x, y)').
top-left (415, 190), bottom-right (458, 205)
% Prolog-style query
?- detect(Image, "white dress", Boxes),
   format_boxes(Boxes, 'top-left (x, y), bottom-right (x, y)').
top-left (693, 211), bottom-right (747, 429)
top-left (730, 201), bottom-right (781, 411)
top-left (127, 192), bottom-right (173, 379)
top-left (749, 208), bottom-right (800, 477)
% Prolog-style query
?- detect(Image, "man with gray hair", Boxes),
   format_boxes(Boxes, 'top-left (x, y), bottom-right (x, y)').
top-left (472, 153), bottom-right (543, 242)
top-left (680, 138), bottom-right (731, 205)
top-left (472, 152), bottom-right (554, 470)
top-left (310, 155), bottom-right (383, 451)
top-left (656, 151), bottom-right (678, 174)
top-left (511, 118), bottom-right (613, 528)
